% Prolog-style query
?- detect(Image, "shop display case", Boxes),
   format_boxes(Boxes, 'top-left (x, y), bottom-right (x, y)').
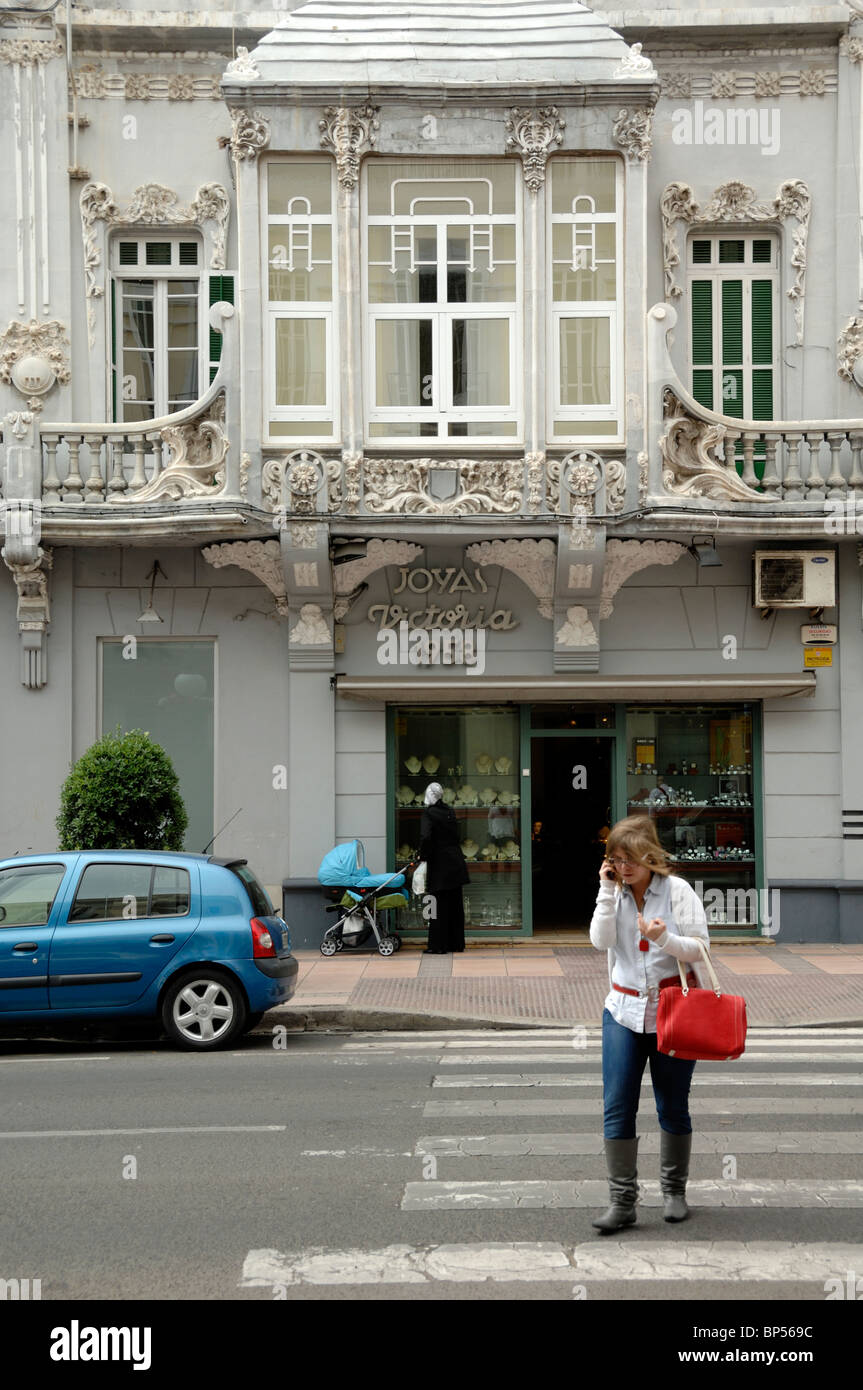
top-left (392, 706), bottom-right (522, 928)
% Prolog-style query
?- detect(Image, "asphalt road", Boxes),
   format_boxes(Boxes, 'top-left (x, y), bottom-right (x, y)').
top-left (1, 1024), bottom-right (862, 1304)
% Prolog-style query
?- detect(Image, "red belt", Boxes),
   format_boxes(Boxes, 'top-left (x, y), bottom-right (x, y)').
top-left (613, 973), bottom-right (696, 998)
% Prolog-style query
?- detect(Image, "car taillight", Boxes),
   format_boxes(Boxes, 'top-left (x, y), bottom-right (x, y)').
top-left (250, 917), bottom-right (276, 958)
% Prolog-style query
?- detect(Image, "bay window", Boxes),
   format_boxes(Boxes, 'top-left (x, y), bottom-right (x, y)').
top-left (364, 160), bottom-right (520, 442)
top-left (549, 157), bottom-right (623, 442)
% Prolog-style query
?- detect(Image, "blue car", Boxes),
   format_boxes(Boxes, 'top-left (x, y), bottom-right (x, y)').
top-left (0, 851), bottom-right (298, 1050)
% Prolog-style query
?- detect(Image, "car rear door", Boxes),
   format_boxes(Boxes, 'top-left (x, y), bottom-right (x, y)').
top-left (0, 861), bottom-right (72, 1013)
top-left (48, 860), bottom-right (201, 1010)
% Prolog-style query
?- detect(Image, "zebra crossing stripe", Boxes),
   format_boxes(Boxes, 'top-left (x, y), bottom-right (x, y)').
top-left (425, 1098), bottom-right (863, 1116)
top-left (432, 1072), bottom-right (863, 1088)
top-left (401, 1178), bottom-right (863, 1210)
top-left (239, 1241), bottom-right (863, 1287)
top-left (439, 1052), bottom-right (862, 1065)
top-left (414, 1131), bottom-right (863, 1157)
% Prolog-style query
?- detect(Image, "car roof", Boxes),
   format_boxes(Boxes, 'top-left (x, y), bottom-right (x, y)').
top-left (0, 851), bottom-right (240, 866)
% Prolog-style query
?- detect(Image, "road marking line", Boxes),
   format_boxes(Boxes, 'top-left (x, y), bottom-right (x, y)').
top-left (401, 1178), bottom-right (863, 1210)
top-left (439, 1052), bottom-right (862, 1065)
top-left (0, 1055), bottom-right (112, 1064)
top-left (0, 1125), bottom-right (288, 1139)
top-left (425, 1098), bottom-right (863, 1116)
top-left (239, 1240), bottom-right (863, 1287)
top-left (414, 1130), bottom-right (863, 1157)
top-left (432, 1072), bottom-right (863, 1088)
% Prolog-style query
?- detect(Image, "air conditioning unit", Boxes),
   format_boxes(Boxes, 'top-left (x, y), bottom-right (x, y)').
top-left (753, 550), bottom-right (836, 609)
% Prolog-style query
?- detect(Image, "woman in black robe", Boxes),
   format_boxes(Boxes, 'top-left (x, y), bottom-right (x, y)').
top-left (419, 782), bottom-right (469, 954)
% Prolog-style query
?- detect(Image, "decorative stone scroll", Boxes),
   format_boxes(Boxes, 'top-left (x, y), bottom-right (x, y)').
top-left (201, 539), bottom-right (289, 617)
top-left (220, 108), bottom-right (270, 162)
top-left (658, 389), bottom-right (769, 504)
top-left (504, 107), bottom-right (565, 193)
top-left (660, 178), bottom-right (811, 344)
top-left (612, 108), bottom-right (653, 163)
top-left (2, 546), bottom-right (53, 690)
top-left (838, 317), bottom-right (863, 388)
top-left (364, 458), bottom-right (524, 516)
top-left (319, 105), bottom-right (380, 189)
top-left (465, 538), bottom-right (556, 620)
top-left (122, 397), bottom-right (228, 502)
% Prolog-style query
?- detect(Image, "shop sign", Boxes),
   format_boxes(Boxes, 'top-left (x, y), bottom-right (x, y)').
top-left (367, 564), bottom-right (518, 633)
top-left (800, 624), bottom-right (837, 645)
top-left (803, 647), bottom-right (833, 668)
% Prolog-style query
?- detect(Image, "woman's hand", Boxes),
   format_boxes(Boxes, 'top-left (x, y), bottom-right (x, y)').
top-left (599, 858), bottom-right (617, 886)
top-left (637, 912), bottom-right (667, 943)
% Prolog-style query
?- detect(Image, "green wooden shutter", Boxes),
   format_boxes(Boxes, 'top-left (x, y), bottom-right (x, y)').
top-left (209, 275), bottom-right (235, 383)
top-left (691, 280), bottom-right (714, 410)
top-left (110, 279), bottom-right (117, 421)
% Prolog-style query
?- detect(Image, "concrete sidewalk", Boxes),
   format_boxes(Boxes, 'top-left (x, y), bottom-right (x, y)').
top-left (271, 941), bottom-right (863, 1030)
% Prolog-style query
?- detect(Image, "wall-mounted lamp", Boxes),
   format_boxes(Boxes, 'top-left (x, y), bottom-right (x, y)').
top-left (138, 560), bottom-right (167, 623)
top-left (688, 536), bottom-right (722, 568)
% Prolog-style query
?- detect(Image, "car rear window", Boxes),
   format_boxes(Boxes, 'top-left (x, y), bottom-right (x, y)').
top-left (229, 864), bottom-right (275, 917)
top-left (0, 863), bottom-right (66, 927)
top-left (68, 863), bottom-right (191, 922)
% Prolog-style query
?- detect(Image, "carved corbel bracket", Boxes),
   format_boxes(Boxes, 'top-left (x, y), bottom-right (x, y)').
top-left (465, 538), bottom-right (556, 619)
top-left (201, 539), bottom-right (289, 617)
top-left (332, 538), bottom-right (423, 620)
top-left (319, 105), bottom-right (380, 189)
top-left (2, 544), bottom-right (52, 689)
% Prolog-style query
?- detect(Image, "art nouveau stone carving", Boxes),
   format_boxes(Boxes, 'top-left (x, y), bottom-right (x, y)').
top-left (612, 108), bottom-right (653, 162)
top-left (838, 317), bottom-right (863, 387)
top-left (201, 539), bottom-right (289, 617)
top-left (364, 459), bottom-right (524, 516)
top-left (568, 564), bottom-right (594, 589)
top-left (342, 451), bottom-right (362, 514)
top-left (220, 109), bottom-right (271, 161)
top-left (290, 603), bottom-right (331, 645)
top-left (287, 453), bottom-right (325, 514)
top-left (613, 43), bottom-right (655, 80)
top-left (0, 38), bottom-right (64, 66)
top-left (239, 452), bottom-right (250, 499)
top-left (660, 179), bottom-right (811, 343)
top-left (290, 524), bottom-right (318, 549)
top-left (123, 398), bottom-right (228, 502)
top-left (319, 105), bottom-right (380, 188)
top-left (555, 606), bottom-right (598, 648)
top-left (504, 107), bottom-right (565, 192)
top-left (599, 539), bottom-right (685, 619)
top-left (224, 47), bottom-right (259, 78)
top-left (333, 540), bottom-right (424, 598)
top-left (0, 320), bottom-right (70, 396)
top-left (605, 459), bottom-right (627, 514)
top-left (465, 538), bottom-right (556, 620)
top-left (659, 391), bottom-right (769, 503)
top-left (638, 451), bottom-right (649, 505)
top-left (2, 547), bottom-right (53, 690)
top-left (525, 452), bottom-right (545, 514)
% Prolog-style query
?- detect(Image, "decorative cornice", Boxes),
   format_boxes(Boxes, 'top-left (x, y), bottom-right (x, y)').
top-left (74, 68), bottom-right (222, 101)
top-left (660, 178), bottom-right (811, 344)
top-left (612, 107), bottom-right (653, 163)
top-left (220, 108), bottom-right (271, 162)
top-left (364, 458), bottom-right (524, 516)
top-left (504, 107), bottom-right (565, 194)
top-left (659, 65), bottom-right (837, 98)
top-left (838, 317), bottom-right (863, 387)
top-left (0, 37), bottom-right (63, 67)
top-left (465, 538), bottom-right (556, 620)
top-left (319, 105), bottom-right (380, 189)
top-left (201, 539), bottom-right (289, 617)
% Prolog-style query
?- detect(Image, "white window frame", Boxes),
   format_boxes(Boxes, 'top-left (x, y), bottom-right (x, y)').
top-left (109, 235), bottom-right (205, 424)
top-left (363, 165), bottom-right (522, 446)
top-left (547, 158), bottom-right (624, 444)
top-left (686, 232), bottom-right (780, 422)
top-left (263, 158), bottom-right (339, 445)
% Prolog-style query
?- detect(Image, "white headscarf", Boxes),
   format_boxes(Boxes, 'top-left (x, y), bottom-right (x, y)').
top-left (424, 782), bottom-right (444, 806)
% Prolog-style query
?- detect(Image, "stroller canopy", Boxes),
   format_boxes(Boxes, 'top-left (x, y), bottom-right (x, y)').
top-left (318, 839), bottom-right (402, 890)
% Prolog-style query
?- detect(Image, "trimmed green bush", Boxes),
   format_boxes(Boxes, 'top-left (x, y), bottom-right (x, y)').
top-left (57, 728), bottom-right (188, 851)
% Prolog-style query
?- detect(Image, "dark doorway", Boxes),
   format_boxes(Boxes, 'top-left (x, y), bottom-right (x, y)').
top-left (530, 735), bottom-right (613, 930)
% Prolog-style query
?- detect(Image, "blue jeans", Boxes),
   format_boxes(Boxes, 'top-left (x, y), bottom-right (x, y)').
top-left (601, 1008), bottom-right (696, 1139)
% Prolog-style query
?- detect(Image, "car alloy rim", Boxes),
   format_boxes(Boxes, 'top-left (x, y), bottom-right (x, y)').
top-left (173, 979), bottom-right (235, 1042)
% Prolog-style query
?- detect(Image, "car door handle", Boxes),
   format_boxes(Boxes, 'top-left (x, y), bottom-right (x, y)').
top-left (13, 942), bottom-right (39, 952)
top-left (150, 934), bottom-right (175, 944)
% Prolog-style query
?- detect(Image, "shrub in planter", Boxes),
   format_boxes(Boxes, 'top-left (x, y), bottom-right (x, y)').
top-left (57, 728), bottom-right (188, 851)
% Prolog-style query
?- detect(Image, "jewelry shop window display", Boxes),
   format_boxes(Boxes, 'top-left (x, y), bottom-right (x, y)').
top-left (393, 707), bottom-right (521, 929)
top-left (625, 704), bottom-right (758, 928)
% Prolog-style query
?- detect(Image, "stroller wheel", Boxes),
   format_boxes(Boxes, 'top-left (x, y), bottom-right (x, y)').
top-left (377, 936), bottom-right (396, 957)
top-left (392, 935), bottom-right (402, 952)
top-left (335, 939), bottom-right (344, 951)
top-left (320, 938), bottom-right (338, 957)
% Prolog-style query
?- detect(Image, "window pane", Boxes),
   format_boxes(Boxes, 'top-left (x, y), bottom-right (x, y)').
top-left (368, 421), bottom-right (438, 437)
top-left (268, 225), bottom-right (332, 302)
top-left (269, 420), bottom-right (335, 437)
top-left (367, 160), bottom-right (515, 215)
top-left (122, 349), bottom-right (155, 409)
top-left (559, 317), bottom-right (611, 406)
top-left (375, 319), bottom-right (433, 407)
top-left (448, 421), bottom-right (518, 436)
top-left (446, 225), bottom-right (515, 303)
top-left (719, 240), bottom-right (745, 263)
top-left (275, 318), bottom-right (327, 406)
top-left (168, 349), bottom-right (199, 403)
top-left (552, 222), bottom-right (616, 301)
top-left (551, 419), bottom-right (619, 437)
top-left (167, 297), bottom-right (198, 349)
top-left (151, 867), bottom-right (190, 917)
top-left (268, 160), bottom-right (332, 216)
top-left (0, 864), bottom-right (65, 928)
top-left (367, 224), bottom-right (437, 303)
top-left (102, 642), bottom-right (214, 853)
top-left (550, 158), bottom-right (616, 215)
top-left (122, 290), bottom-right (154, 348)
top-left (452, 319), bottom-right (509, 406)
top-left (69, 864), bottom-right (152, 923)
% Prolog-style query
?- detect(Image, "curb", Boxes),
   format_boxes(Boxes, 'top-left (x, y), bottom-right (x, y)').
top-left (261, 1005), bottom-right (863, 1033)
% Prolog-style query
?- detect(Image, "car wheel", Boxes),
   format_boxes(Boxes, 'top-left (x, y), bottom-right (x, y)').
top-left (161, 970), bottom-right (247, 1051)
top-left (244, 1011), bottom-right (265, 1034)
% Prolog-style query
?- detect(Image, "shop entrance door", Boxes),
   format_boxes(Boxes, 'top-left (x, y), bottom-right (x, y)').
top-left (530, 735), bottom-right (613, 931)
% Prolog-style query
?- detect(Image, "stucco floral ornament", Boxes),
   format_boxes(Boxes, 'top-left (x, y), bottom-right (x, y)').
top-left (504, 107), bottom-right (564, 193)
top-left (286, 452), bottom-right (325, 514)
top-left (1, 319), bottom-right (71, 398)
top-left (319, 104), bottom-right (380, 188)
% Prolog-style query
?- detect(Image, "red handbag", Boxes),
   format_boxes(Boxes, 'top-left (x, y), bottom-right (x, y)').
top-left (657, 941), bottom-right (747, 1061)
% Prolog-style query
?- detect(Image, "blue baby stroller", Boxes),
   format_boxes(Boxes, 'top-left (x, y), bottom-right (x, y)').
top-left (317, 839), bottom-right (414, 957)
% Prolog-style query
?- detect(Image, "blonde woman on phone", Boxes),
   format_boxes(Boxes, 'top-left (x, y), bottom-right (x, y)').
top-left (589, 814), bottom-right (710, 1233)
